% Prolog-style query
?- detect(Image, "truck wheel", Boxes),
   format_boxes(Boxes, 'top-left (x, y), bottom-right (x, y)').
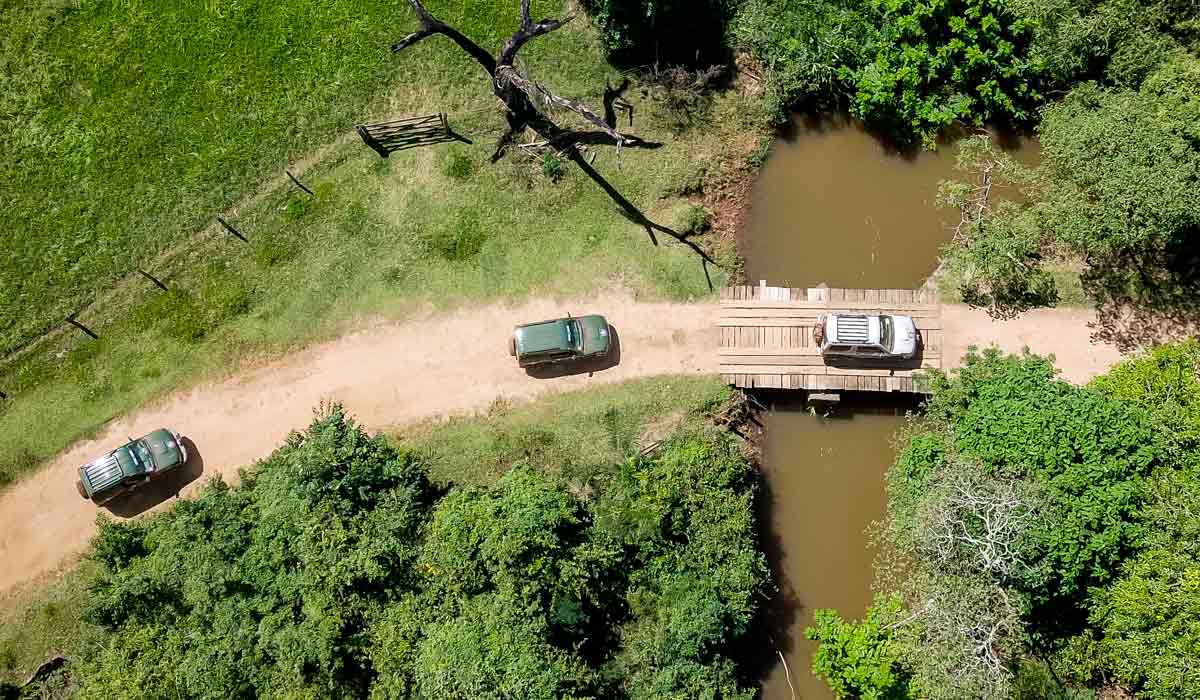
top-left (508, 336), bottom-right (517, 357)
top-left (75, 479), bottom-right (88, 500)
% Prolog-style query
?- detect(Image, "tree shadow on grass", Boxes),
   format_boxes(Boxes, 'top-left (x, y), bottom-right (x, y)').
top-left (523, 325), bottom-right (622, 380)
top-left (103, 436), bottom-right (205, 518)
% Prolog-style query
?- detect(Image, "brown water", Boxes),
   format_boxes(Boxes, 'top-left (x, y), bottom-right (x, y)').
top-left (748, 115), bottom-right (1039, 700)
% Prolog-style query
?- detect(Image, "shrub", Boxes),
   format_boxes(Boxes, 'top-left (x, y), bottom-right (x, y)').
top-left (808, 599), bottom-right (916, 700)
top-left (849, 0), bottom-right (1045, 144)
top-left (540, 151), bottom-right (565, 182)
top-left (420, 210), bottom-right (488, 262)
top-left (440, 147), bottom-right (475, 181)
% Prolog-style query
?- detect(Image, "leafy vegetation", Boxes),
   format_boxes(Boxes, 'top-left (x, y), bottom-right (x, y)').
top-left (4, 382), bottom-right (765, 698)
top-left (811, 342), bottom-right (1200, 699)
top-left (850, 0), bottom-right (1044, 144)
top-left (937, 50), bottom-right (1200, 317)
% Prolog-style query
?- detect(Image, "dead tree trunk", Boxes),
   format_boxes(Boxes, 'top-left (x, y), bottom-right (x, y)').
top-left (390, 0), bottom-right (718, 270)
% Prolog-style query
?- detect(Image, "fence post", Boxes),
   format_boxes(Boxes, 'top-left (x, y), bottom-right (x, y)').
top-left (65, 314), bottom-right (99, 340)
top-left (137, 269), bottom-right (169, 291)
top-left (216, 216), bottom-right (248, 243)
top-left (286, 169), bottom-right (315, 197)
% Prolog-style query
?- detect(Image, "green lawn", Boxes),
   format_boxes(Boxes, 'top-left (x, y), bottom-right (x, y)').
top-left (404, 374), bottom-right (731, 487)
top-left (0, 0), bottom-right (754, 486)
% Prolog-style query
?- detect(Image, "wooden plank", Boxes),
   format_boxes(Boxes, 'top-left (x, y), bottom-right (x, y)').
top-left (719, 355), bottom-right (826, 366)
top-left (719, 347), bottom-right (822, 357)
top-left (718, 365), bottom-right (830, 375)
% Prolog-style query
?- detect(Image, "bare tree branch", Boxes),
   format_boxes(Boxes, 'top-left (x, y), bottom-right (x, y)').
top-left (499, 5), bottom-right (576, 65)
top-left (496, 67), bottom-right (626, 145)
top-left (388, 0), bottom-right (720, 276)
top-left (391, 0), bottom-right (498, 75)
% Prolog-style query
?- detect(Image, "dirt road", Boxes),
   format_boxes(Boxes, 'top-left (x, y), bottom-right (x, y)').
top-left (941, 304), bottom-right (1123, 384)
top-left (0, 297), bottom-right (1126, 596)
top-left (0, 293), bottom-right (719, 596)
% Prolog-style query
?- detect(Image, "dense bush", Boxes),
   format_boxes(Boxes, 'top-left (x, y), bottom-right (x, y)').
top-left (808, 599), bottom-right (916, 699)
top-left (938, 52), bottom-right (1200, 316)
top-left (732, 0), bottom-right (874, 116)
top-left (75, 405), bottom-right (766, 699)
top-left (813, 346), bottom-right (1200, 699)
top-left (849, 0), bottom-right (1045, 144)
top-left (1082, 341), bottom-right (1200, 699)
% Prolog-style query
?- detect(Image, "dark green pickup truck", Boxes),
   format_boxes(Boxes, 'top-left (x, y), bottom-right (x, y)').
top-left (76, 428), bottom-right (188, 505)
top-left (508, 314), bottom-right (612, 368)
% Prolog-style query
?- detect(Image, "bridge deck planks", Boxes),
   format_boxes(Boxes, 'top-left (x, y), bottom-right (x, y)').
top-left (718, 284), bottom-right (942, 394)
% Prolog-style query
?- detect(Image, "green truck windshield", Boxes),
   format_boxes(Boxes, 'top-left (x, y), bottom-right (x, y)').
top-left (567, 320), bottom-right (582, 350)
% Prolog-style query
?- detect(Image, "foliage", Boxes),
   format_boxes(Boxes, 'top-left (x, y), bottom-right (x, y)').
top-left (1089, 476), bottom-right (1200, 699)
top-left (807, 599), bottom-right (916, 700)
top-left (1084, 342), bottom-right (1200, 699)
top-left (1009, 0), bottom-right (1199, 87)
top-left (540, 151), bottom-right (566, 182)
top-left (937, 53), bottom-right (1200, 315)
top-left (836, 344), bottom-right (1200, 700)
top-left (936, 135), bottom-right (1057, 317)
top-left (732, 0), bottom-right (875, 116)
top-left (1090, 340), bottom-right (1200, 453)
top-left (70, 404), bottom-right (766, 699)
top-left (1038, 55), bottom-right (1200, 261)
top-left (922, 349), bottom-right (1162, 616)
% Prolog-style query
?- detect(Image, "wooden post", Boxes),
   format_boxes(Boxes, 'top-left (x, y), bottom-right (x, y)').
top-left (286, 169), bottom-right (315, 197)
top-left (216, 216), bottom-right (248, 243)
top-left (66, 315), bottom-right (99, 340)
top-left (137, 269), bottom-right (168, 291)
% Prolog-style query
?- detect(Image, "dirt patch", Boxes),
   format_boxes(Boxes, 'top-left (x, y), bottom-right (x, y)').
top-left (0, 293), bottom-right (718, 596)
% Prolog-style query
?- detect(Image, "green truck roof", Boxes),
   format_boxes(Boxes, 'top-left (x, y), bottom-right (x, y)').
top-left (515, 319), bottom-right (577, 355)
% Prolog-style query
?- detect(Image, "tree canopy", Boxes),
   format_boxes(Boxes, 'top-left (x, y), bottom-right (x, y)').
top-left (811, 344), bottom-right (1200, 699)
top-left (75, 405), bottom-right (767, 699)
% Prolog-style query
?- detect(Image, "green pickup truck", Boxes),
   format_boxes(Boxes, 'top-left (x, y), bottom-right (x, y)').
top-left (509, 314), bottom-right (612, 368)
top-left (76, 429), bottom-right (188, 505)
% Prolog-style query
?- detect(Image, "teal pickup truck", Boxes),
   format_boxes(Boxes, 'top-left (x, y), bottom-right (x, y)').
top-left (76, 429), bottom-right (188, 505)
top-left (508, 314), bottom-right (612, 368)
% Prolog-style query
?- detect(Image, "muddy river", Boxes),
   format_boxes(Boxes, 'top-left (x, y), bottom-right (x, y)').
top-left (747, 115), bottom-right (1038, 700)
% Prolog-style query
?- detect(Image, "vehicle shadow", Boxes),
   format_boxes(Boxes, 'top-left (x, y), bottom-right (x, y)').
top-left (104, 436), bottom-right (205, 518)
top-left (524, 325), bottom-right (622, 379)
top-left (820, 342), bottom-right (927, 372)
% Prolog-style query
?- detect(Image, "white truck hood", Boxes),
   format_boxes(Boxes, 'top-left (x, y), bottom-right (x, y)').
top-left (890, 315), bottom-right (918, 356)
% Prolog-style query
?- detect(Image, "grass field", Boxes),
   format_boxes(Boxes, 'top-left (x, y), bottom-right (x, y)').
top-left (0, 0), bottom-right (758, 486)
top-left (0, 376), bottom-right (735, 687)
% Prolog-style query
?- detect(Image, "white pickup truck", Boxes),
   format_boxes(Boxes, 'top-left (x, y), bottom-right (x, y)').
top-left (816, 313), bottom-right (919, 360)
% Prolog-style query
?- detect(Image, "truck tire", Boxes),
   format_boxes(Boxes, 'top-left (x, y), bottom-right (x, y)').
top-left (508, 336), bottom-right (517, 357)
top-left (75, 479), bottom-right (88, 500)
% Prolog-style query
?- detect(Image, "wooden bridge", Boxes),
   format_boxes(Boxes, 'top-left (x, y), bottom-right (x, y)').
top-left (719, 283), bottom-right (942, 394)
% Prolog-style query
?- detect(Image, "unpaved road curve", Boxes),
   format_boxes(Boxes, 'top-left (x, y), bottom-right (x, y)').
top-left (0, 293), bottom-right (719, 596)
top-left (0, 298), bottom-right (1124, 596)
